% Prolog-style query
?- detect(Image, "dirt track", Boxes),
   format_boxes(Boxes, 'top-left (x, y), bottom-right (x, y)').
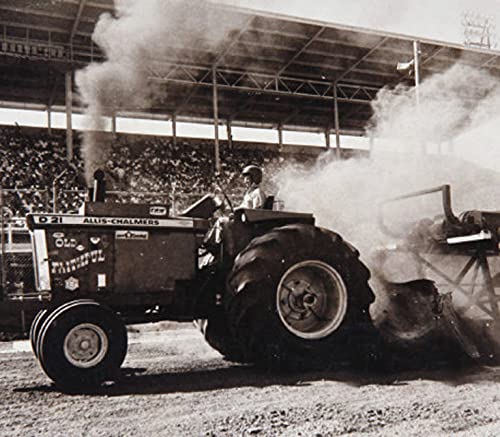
top-left (1, 324), bottom-right (500, 437)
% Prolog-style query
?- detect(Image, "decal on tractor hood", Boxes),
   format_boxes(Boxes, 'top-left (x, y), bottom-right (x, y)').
top-left (54, 237), bottom-right (78, 249)
top-left (65, 276), bottom-right (79, 291)
top-left (116, 230), bottom-right (149, 240)
top-left (149, 206), bottom-right (167, 216)
top-left (50, 249), bottom-right (105, 274)
top-left (32, 214), bottom-right (194, 228)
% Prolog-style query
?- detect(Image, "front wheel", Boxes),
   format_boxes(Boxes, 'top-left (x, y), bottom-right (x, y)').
top-left (37, 301), bottom-right (127, 390)
top-left (225, 224), bottom-right (376, 370)
top-left (30, 309), bottom-right (49, 358)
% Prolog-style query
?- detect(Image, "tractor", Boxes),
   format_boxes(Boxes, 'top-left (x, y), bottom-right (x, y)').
top-left (23, 172), bottom-right (376, 389)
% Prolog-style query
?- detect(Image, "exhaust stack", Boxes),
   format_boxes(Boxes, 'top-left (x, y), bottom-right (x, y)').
top-left (91, 169), bottom-right (106, 202)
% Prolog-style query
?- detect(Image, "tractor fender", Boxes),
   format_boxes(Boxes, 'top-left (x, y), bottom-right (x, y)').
top-left (235, 208), bottom-right (315, 225)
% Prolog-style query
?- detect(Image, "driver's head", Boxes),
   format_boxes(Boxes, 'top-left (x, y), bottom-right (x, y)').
top-left (242, 165), bottom-right (263, 186)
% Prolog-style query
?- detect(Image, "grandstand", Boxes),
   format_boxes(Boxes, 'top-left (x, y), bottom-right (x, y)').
top-left (0, 0), bottom-right (499, 215)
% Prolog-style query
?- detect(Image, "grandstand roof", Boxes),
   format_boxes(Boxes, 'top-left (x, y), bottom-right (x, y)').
top-left (1, 0), bottom-right (500, 134)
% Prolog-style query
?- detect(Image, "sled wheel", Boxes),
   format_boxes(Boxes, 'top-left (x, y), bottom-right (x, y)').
top-left (225, 224), bottom-right (375, 370)
top-left (37, 300), bottom-right (127, 390)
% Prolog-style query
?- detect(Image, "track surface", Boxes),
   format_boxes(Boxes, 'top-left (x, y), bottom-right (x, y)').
top-left (1, 324), bottom-right (500, 437)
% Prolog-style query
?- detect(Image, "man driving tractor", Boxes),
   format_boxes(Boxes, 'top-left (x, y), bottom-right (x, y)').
top-left (239, 165), bottom-right (266, 209)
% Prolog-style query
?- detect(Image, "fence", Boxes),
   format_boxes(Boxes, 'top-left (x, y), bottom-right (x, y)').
top-left (56, 189), bottom-right (239, 215)
top-left (0, 188), bottom-right (50, 217)
top-left (0, 186), bottom-right (244, 218)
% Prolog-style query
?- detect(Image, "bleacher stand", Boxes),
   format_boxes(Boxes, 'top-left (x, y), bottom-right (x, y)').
top-left (0, 126), bottom-right (318, 216)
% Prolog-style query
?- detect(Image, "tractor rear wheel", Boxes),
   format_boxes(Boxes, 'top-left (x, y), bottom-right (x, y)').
top-left (225, 224), bottom-right (376, 370)
top-left (37, 300), bottom-right (127, 390)
top-left (195, 312), bottom-right (247, 363)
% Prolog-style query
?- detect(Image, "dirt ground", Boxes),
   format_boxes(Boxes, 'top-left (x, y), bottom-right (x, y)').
top-left (1, 323), bottom-right (500, 437)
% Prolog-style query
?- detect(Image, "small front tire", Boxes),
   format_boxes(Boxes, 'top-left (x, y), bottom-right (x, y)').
top-left (30, 309), bottom-right (49, 358)
top-left (37, 301), bottom-right (127, 390)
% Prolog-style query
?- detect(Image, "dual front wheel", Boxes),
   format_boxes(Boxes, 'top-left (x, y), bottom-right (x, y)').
top-left (29, 300), bottom-right (127, 390)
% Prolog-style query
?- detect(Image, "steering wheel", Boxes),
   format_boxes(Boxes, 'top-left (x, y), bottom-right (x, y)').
top-left (213, 175), bottom-right (234, 214)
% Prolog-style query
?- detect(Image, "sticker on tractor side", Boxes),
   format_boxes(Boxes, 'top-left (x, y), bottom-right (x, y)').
top-left (97, 274), bottom-right (106, 288)
top-left (50, 249), bottom-right (105, 274)
top-left (115, 230), bottom-right (149, 240)
top-left (149, 206), bottom-right (167, 216)
top-left (65, 276), bottom-right (79, 291)
top-left (54, 237), bottom-right (78, 249)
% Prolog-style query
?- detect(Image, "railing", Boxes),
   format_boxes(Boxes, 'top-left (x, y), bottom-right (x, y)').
top-left (56, 189), bottom-right (240, 215)
top-left (0, 186), bottom-right (243, 217)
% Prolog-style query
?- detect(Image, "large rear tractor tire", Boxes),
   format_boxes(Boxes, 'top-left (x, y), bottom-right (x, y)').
top-left (225, 224), bottom-right (376, 371)
top-left (37, 300), bottom-right (127, 390)
top-left (195, 312), bottom-right (247, 363)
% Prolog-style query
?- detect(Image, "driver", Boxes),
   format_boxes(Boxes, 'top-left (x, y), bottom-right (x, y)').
top-left (203, 165), bottom-right (266, 251)
top-left (239, 165), bottom-right (266, 209)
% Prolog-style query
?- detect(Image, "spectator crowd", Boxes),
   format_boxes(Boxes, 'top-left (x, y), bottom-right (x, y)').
top-left (0, 126), bottom-right (318, 217)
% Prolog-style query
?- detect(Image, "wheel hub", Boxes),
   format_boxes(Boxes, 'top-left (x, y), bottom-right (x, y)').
top-left (276, 260), bottom-right (348, 340)
top-left (63, 323), bottom-right (109, 368)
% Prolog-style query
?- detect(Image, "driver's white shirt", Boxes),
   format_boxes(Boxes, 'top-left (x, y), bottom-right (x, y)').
top-left (240, 185), bottom-right (266, 209)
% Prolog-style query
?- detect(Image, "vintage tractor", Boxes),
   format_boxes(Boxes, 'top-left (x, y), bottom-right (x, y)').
top-left (22, 173), bottom-right (376, 389)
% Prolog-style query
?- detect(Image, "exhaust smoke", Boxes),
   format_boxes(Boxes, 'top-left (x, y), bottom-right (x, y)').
top-left (76, 0), bottom-right (246, 183)
top-left (275, 64), bottom-right (500, 363)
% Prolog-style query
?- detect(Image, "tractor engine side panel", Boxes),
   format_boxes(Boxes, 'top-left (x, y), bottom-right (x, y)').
top-left (114, 230), bottom-right (196, 293)
top-left (46, 228), bottom-right (114, 294)
top-left (45, 227), bottom-right (197, 294)
top-left (28, 213), bottom-right (204, 300)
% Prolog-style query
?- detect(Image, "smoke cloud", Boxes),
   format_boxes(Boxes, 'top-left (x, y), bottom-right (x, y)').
top-left (276, 64), bottom-right (500, 254)
top-left (76, 0), bottom-right (245, 182)
top-left (275, 64), bottom-right (500, 361)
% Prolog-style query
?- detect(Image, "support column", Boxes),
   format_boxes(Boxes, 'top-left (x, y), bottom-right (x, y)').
top-left (111, 113), bottom-right (117, 138)
top-left (212, 66), bottom-right (221, 173)
top-left (227, 120), bottom-right (233, 149)
top-left (65, 70), bottom-right (73, 161)
top-left (172, 114), bottom-right (177, 147)
top-left (325, 129), bottom-right (331, 149)
top-left (278, 124), bottom-right (283, 150)
top-left (47, 105), bottom-right (52, 135)
top-left (333, 82), bottom-right (341, 159)
top-left (413, 40), bottom-right (425, 154)
top-left (413, 40), bottom-right (421, 107)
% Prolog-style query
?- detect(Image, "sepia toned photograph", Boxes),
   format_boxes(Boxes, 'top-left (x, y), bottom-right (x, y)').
top-left (0, 0), bottom-right (499, 435)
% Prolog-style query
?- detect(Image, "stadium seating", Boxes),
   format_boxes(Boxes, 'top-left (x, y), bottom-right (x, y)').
top-left (0, 126), bottom-right (317, 216)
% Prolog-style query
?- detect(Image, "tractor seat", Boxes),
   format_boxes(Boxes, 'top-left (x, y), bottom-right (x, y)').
top-left (263, 196), bottom-right (275, 210)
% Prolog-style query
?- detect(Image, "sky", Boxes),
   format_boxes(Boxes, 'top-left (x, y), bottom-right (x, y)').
top-left (2, 0), bottom-right (500, 149)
